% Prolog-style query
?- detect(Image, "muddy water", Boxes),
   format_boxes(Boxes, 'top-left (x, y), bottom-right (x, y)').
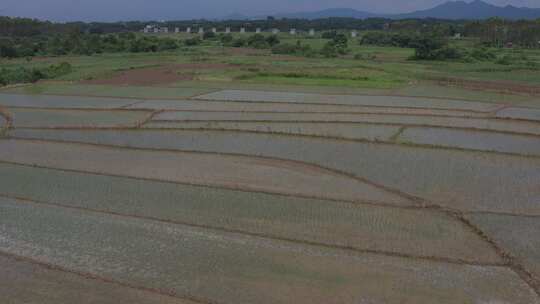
top-left (0, 93), bottom-right (138, 109)
top-left (399, 127), bottom-right (540, 156)
top-left (195, 90), bottom-right (501, 112)
top-left (9, 108), bottom-right (150, 128)
top-left (0, 163), bottom-right (501, 263)
top-left (151, 112), bottom-right (540, 135)
top-left (0, 254), bottom-right (190, 304)
top-left (8, 129), bottom-right (539, 215)
top-left (0, 139), bottom-right (408, 205)
top-left (1, 198), bottom-right (537, 304)
top-left (144, 121), bottom-right (401, 141)
top-left (467, 213), bottom-right (540, 281)
top-left (130, 99), bottom-right (489, 117)
top-left (497, 107), bottom-right (540, 122)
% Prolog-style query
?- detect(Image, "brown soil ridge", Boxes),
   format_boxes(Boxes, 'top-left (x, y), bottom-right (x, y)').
top-left (0, 250), bottom-right (210, 304)
top-left (0, 138), bottom-right (412, 206)
top-left (436, 77), bottom-right (540, 96)
top-left (0, 194), bottom-right (506, 267)
top-left (0, 107), bottom-right (12, 135)
top-left (81, 63), bottom-right (236, 86)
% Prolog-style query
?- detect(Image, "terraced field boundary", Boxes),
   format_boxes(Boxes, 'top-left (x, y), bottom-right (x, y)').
top-left (0, 250), bottom-right (202, 304)
top-left (1, 136), bottom-right (538, 284)
top-left (0, 107), bottom-right (12, 136)
top-left (2, 91), bottom-right (540, 299)
top-left (137, 123), bottom-right (540, 158)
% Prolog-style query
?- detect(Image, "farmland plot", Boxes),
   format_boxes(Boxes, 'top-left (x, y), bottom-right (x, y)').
top-left (195, 90), bottom-right (501, 112)
top-left (152, 111), bottom-right (540, 135)
top-left (0, 254), bottom-right (191, 304)
top-left (0, 112), bottom-right (7, 131)
top-left (398, 127), bottom-right (540, 156)
top-left (0, 163), bottom-right (501, 263)
top-left (2, 88), bottom-right (540, 303)
top-left (8, 129), bottom-right (539, 215)
top-left (1, 198), bottom-right (538, 304)
top-left (129, 99), bottom-right (490, 117)
top-left (466, 213), bottom-right (540, 281)
top-left (497, 107), bottom-right (540, 122)
top-left (7, 108), bottom-right (151, 128)
top-left (143, 121), bottom-right (401, 141)
top-left (0, 139), bottom-right (408, 204)
top-left (0, 93), bottom-right (139, 109)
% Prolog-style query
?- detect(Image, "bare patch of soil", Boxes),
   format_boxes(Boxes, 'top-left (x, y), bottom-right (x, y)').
top-left (224, 47), bottom-right (269, 56)
top-left (436, 77), bottom-right (540, 95)
top-left (82, 63), bottom-right (234, 86)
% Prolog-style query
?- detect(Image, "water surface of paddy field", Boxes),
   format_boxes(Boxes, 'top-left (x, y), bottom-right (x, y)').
top-left (1, 84), bottom-right (214, 99)
top-left (496, 107), bottom-right (540, 122)
top-left (129, 99), bottom-right (490, 117)
top-left (195, 90), bottom-right (501, 112)
top-left (0, 163), bottom-right (501, 263)
top-left (151, 112), bottom-right (540, 135)
top-left (7, 108), bottom-right (151, 128)
top-left (0, 139), bottom-right (406, 204)
top-left (0, 93), bottom-right (138, 109)
top-left (0, 113), bottom-right (7, 129)
top-left (143, 121), bottom-right (401, 141)
top-left (0, 254), bottom-right (190, 304)
top-left (1, 198), bottom-right (537, 304)
top-left (398, 127), bottom-right (540, 156)
top-left (467, 213), bottom-right (540, 282)
top-left (10, 129), bottom-right (538, 215)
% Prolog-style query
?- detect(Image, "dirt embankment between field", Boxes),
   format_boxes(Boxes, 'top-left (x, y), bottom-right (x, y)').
top-left (0, 107), bottom-right (12, 135)
top-left (81, 63), bottom-right (236, 86)
top-left (436, 77), bottom-right (540, 95)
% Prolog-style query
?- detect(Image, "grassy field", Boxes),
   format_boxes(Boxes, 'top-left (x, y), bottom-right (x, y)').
top-left (1, 33), bottom-right (540, 106)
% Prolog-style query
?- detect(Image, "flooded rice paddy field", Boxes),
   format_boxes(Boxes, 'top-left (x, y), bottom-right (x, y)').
top-left (0, 89), bottom-right (539, 303)
top-left (8, 108), bottom-right (151, 128)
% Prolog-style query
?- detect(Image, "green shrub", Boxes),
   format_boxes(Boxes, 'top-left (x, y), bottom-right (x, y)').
top-left (0, 62), bottom-right (72, 86)
top-left (247, 34), bottom-right (269, 49)
top-left (496, 54), bottom-right (514, 65)
top-left (219, 34), bottom-right (233, 44)
top-left (157, 38), bottom-right (179, 51)
top-left (271, 41), bottom-right (314, 57)
top-left (410, 36), bottom-right (464, 61)
top-left (321, 33), bottom-right (349, 58)
top-left (203, 32), bottom-right (216, 40)
top-left (470, 47), bottom-right (497, 61)
top-left (231, 38), bottom-right (247, 47)
top-left (265, 35), bottom-right (280, 46)
top-left (184, 37), bottom-right (201, 46)
top-left (321, 31), bottom-right (338, 39)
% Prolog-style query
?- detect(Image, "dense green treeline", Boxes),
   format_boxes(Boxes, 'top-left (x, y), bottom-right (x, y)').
top-left (1, 15), bottom-right (540, 61)
top-left (0, 31), bottom-right (181, 58)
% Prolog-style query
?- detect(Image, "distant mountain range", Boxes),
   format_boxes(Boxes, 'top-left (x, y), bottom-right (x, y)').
top-left (224, 1), bottom-right (540, 20)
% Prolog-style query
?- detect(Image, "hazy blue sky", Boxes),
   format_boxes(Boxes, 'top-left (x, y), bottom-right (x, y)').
top-left (1, 0), bottom-right (539, 21)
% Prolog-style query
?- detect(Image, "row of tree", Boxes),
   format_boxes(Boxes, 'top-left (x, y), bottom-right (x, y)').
top-left (0, 31), bottom-right (181, 58)
top-left (464, 18), bottom-right (540, 48)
